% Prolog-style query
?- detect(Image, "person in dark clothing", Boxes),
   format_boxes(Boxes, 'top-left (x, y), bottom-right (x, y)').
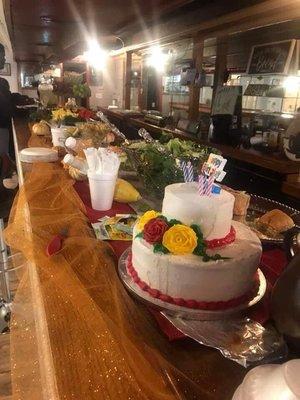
top-left (0, 44), bottom-right (13, 155)
top-left (0, 43), bottom-right (18, 192)
top-left (0, 43), bottom-right (4, 68)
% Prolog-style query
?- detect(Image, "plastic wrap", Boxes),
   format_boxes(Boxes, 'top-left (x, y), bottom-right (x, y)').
top-left (163, 314), bottom-right (287, 368)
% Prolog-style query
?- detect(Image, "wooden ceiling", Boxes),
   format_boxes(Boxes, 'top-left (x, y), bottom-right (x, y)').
top-left (4, 0), bottom-right (300, 74)
top-left (3, 0), bottom-right (195, 63)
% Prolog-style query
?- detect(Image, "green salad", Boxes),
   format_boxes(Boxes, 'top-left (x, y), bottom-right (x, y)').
top-left (122, 136), bottom-right (220, 198)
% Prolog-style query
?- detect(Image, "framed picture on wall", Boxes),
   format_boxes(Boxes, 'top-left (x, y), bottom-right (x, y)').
top-left (0, 63), bottom-right (11, 76)
top-left (246, 40), bottom-right (296, 74)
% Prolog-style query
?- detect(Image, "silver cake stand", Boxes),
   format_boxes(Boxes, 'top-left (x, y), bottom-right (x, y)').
top-left (118, 247), bottom-right (267, 321)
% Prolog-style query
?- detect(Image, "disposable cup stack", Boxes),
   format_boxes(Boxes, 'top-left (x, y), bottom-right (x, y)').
top-left (84, 147), bottom-right (121, 211)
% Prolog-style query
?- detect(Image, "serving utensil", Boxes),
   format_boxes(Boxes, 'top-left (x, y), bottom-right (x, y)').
top-left (96, 111), bottom-right (129, 144)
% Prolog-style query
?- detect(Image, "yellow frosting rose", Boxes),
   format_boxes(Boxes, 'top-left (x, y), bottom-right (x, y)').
top-left (162, 224), bottom-right (197, 255)
top-left (137, 210), bottom-right (160, 230)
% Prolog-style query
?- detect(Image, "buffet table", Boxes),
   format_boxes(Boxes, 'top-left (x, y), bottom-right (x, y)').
top-left (5, 117), bottom-right (287, 400)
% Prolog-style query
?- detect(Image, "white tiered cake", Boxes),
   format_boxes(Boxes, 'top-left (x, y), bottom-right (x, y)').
top-left (131, 183), bottom-right (262, 308)
top-left (162, 182), bottom-right (234, 240)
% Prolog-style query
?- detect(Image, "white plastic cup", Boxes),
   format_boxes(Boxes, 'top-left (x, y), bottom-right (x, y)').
top-left (87, 171), bottom-right (117, 211)
top-left (51, 127), bottom-right (66, 147)
top-left (232, 360), bottom-right (300, 400)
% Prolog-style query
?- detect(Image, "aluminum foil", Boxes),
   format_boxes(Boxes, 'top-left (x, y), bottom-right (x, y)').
top-left (162, 313), bottom-right (288, 367)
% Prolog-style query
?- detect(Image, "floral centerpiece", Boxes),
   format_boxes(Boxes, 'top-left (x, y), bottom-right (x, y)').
top-left (51, 107), bottom-right (97, 126)
top-left (136, 210), bottom-right (229, 261)
top-left (51, 108), bottom-right (80, 126)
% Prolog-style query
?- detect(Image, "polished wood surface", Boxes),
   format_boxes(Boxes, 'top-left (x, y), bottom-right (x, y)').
top-left (282, 181), bottom-right (300, 200)
top-left (4, 0), bottom-right (192, 64)
top-left (125, 1), bottom-right (300, 55)
top-left (6, 0), bottom-right (300, 71)
top-left (0, 332), bottom-right (12, 399)
top-left (12, 117), bottom-right (248, 399)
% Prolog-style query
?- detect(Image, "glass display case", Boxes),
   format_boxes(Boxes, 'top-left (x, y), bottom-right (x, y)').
top-left (228, 73), bottom-right (300, 115)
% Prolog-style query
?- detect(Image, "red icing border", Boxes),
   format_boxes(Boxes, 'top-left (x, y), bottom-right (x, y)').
top-left (126, 252), bottom-right (259, 311)
top-left (205, 226), bottom-right (236, 249)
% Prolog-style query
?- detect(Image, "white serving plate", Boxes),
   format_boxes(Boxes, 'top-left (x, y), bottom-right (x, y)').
top-left (19, 147), bottom-right (58, 163)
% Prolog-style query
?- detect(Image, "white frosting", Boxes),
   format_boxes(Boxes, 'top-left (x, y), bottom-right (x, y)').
top-left (132, 221), bottom-right (262, 302)
top-left (162, 182), bottom-right (234, 240)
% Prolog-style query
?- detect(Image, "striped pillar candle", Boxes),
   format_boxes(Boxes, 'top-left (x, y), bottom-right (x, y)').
top-left (187, 161), bottom-right (194, 182)
top-left (204, 173), bottom-right (215, 196)
top-left (198, 174), bottom-right (206, 195)
top-left (181, 161), bottom-right (194, 183)
top-left (180, 161), bottom-right (188, 182)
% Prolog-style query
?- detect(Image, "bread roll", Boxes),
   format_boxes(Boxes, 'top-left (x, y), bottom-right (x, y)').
top-left (257, 209), bottom-right (295, 233)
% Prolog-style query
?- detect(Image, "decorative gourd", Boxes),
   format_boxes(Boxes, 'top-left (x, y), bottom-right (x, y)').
top-left (32, 121), bottom-right (51, 136)
top-left (114, 179), bottom-right (141, 202)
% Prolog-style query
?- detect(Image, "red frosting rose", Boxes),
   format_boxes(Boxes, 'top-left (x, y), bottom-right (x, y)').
top-left (143, 218), bottom-right (169, 244)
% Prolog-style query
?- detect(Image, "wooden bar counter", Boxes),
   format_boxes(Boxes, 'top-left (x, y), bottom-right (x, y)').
top-left (7, 116), bottom-right (251, 399)
top-left (99, 107), bottom-right (300, 206)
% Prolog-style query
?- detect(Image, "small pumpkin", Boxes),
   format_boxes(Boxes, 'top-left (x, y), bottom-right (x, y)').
top-left (32, 120), bottom-right (51, 136)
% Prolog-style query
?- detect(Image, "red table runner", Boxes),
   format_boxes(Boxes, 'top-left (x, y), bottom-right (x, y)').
top-left (74, 181), bottom-right (288, 340)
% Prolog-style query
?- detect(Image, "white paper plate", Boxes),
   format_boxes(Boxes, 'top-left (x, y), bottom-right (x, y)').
top-left (19, 147), bottom-right (58, 163)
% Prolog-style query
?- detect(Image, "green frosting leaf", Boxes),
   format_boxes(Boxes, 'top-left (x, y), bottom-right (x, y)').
top-left (158, 215), bottom-right (169, 223)
top-left (191, 224), bottom-right (204, 239)
top-left (168, 219), bottom-right (182, 227)
top-left (201, 253), bottom-right (231, 262)
top-left (135, 232), bottom-right (143, 239)
top-left (193, 244), bottom-right (205, 256)
top-left (153, 243), bottom-right (170, 254)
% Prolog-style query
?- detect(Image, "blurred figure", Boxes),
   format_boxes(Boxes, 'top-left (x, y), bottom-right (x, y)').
top-left (0, 44), bottom-right (13, 155)
top-left (0, 43), bottom-right (18, 192)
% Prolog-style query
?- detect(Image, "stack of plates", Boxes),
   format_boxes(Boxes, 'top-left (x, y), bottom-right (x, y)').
top-left (19, 147), bottom-right (58, 163)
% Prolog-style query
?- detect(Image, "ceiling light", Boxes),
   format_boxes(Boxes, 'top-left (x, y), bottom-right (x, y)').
top-left (84, 39), bottom-right (108, 70)
top-left (283, 76), bottom-right (300, 91)
top-left (147, 46), bottom-right (169, 72)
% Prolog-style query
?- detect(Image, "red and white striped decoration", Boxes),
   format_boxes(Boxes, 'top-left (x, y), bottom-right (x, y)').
top-left (204, 173), bottom-right (215, 196)
top-left (198, 173), bottom-right (215, 197)
top-left (198, 174), bottom-right (206, 195)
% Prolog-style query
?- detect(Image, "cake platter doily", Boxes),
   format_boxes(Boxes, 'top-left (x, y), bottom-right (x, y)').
top-left (118, 247), bottom-right (267, 321)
